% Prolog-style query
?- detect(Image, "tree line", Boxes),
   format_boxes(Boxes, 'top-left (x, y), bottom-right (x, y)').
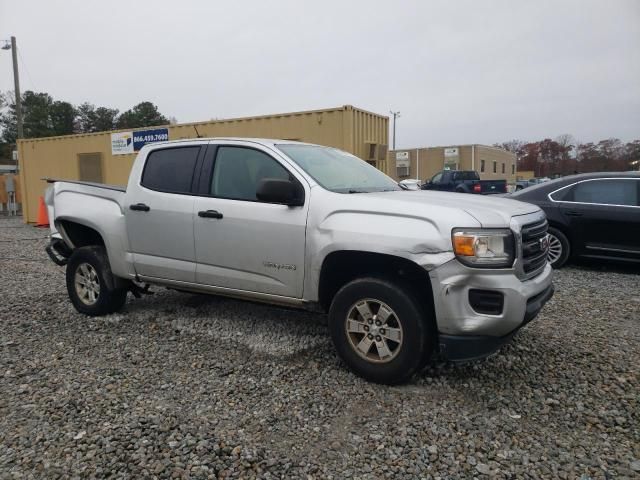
top-left (1, 92), bottom-right (638, 174)
top-left (0, 90), bottom-right (172, 145)
top-left (495, 136), bottom-right (640, 177)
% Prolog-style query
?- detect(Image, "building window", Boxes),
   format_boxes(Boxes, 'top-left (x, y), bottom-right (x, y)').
top-left (397, 166), bottom-right (409, 177)
top-left (502, 163), bottom-right (505, 174)
top-left (493, 161), bottom-right (497, 173)
top-left (512, 164), bottom-right (515, 175)
top-left (480, 160), bottom-right (485, 172)
top-left (368, 143), bottom-right (377, 160)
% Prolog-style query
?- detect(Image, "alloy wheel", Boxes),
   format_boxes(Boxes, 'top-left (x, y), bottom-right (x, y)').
top-left (345, 299), bottom-right (404, 363)
top-left (74, 262), bottom-right (101, 306)
top-left (547, 233), bottom-right (563, 265)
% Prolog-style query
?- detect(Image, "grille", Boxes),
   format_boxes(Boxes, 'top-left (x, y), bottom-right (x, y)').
top-left (520, 219), bottom-right (548, 276)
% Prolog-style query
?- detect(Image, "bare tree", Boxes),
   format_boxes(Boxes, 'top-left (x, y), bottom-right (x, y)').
top-left (555, 134), bottom-right (575, 149)
top-left (494, 140), bottom-right (525, 154)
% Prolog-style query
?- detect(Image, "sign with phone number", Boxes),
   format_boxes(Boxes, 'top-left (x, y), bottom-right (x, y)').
top-left (133, 128), bottom-right (169, 151)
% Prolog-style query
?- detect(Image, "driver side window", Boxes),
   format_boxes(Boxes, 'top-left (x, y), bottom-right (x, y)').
top-left (211, 146), bottom-right (290, 201)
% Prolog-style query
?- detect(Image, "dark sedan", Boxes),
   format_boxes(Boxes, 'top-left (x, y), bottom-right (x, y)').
top-left (510, 172), bottom-right (640, 268)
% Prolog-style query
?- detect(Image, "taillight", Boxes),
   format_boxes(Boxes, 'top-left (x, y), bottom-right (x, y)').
top-left (473, 183), bottom-right (481, 193)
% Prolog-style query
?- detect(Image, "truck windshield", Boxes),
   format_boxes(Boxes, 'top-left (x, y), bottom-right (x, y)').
top-left (277, 144), bottom-right (401, 193)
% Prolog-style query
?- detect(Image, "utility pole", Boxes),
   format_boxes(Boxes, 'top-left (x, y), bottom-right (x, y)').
top-left (11, 36), bottom-right (24, 139)
top-left (390, 110), bottom-right (400, 150)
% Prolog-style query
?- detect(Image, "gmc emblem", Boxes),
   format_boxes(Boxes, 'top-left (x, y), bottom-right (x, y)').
top-left (540, 235), bottom-right (549, 252)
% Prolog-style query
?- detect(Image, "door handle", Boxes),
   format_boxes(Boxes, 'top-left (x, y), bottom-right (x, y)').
top-left (564, 210), bottom-right (583, 217)
top-left (129, 203), bottom-right (150, 212)
top-left (198, 210), bottom-right (223, 219)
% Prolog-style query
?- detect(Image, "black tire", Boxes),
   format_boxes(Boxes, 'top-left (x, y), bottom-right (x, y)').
top-left (66, 246), bottom-right (127, 316)
top-left (328, 277), bottom-right (433, 385)
top-left (547, 226), bottom-right (570, 269)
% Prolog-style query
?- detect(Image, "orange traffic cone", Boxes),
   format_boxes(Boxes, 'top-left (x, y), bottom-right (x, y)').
top-left (36, 196), bottom-right (49, 227)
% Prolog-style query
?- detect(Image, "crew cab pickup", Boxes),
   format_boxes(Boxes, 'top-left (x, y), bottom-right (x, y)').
top-left (45, 139), bottom-right (553, 384)
top-left (422, 170), bottom-right (507, 194)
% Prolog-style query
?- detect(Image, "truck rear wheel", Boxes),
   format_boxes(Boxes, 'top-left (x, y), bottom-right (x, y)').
top-left (66, 246), bottom-right (127, 316)
top-left (328, 277), bottom-right (432, 384)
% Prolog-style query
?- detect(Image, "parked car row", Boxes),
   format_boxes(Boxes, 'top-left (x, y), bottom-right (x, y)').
top-left (402, 170), bottom-right (524, 194)
top-left (421, 170), bottom-right (507, 194)
top-left (515, 177), bottom-right (550, 190)
top-left (403, 171), bottom-right (541, 194)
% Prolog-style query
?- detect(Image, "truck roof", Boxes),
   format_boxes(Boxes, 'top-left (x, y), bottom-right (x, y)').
top-left (145, 137), bottom-right (314, 149)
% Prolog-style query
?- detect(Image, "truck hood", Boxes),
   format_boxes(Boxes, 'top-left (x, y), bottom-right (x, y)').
top-left (359, 190), bottom-right (541, 228)
top-left (309, 187), bottom-right (543, 271)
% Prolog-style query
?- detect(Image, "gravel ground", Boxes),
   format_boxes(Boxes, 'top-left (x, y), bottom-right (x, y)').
top-left (1, 216), bottom-right (638, 479)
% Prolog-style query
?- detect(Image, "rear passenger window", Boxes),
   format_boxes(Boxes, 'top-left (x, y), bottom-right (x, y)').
top-left (549, 188), bottom-right (570, 202)
top-left (571, 179), bottom-right (638, 206)
top-left (211, 146), bottom-right (291, 201)
top-left (141, 147), bottom-right (200, 194)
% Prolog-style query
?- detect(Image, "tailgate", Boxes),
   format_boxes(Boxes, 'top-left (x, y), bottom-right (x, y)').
top-left (479, 180), bottom-right (507, 194)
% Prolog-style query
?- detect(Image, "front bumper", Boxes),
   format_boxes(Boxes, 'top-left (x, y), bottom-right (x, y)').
top-left (428, 259), bottom-right (554, 361)
top-left (438, 284), bottom-right (554, 361)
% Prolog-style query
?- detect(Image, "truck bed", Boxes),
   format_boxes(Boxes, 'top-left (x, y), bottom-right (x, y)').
top-left (45, 179), bottom-right (128, 220)
top-left (45, 178), bottom-right (131, 278)
top-left (45, 177), bottom-right (126, 192)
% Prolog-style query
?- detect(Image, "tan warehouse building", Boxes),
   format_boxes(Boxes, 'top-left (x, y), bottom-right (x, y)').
top-left (18, 105), bottom-right (388, 223)
top-left (387, 145), bottom-right (517, 184)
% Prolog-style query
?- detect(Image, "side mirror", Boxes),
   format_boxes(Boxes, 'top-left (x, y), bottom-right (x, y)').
top-left (256, 178), bottom-right (304, 206)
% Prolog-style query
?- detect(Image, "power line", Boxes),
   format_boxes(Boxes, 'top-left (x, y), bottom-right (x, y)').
top-left (17, 46), bottom-right (38, 91)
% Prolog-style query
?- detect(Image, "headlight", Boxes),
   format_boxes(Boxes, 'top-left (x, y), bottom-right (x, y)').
top-left (452, 228), bottom-right (515, 268)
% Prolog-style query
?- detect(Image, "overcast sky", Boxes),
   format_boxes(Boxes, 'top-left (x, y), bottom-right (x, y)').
top-left (1, 0), bottom-right (638, 148)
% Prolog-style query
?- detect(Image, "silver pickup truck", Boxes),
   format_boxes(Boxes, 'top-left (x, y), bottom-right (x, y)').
top-left (45, 138), bottom-right (554, 384)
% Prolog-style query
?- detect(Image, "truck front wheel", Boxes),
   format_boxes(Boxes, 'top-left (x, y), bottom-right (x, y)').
top-left (328, 277), bottom-right (433, 384)
top-left (66, 246), bottom-right (127, 316)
